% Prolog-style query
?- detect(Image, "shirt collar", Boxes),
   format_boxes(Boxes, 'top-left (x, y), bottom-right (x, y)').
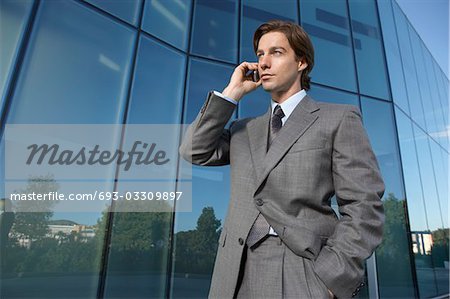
top-left (270, 89), bottom-right (307, 122)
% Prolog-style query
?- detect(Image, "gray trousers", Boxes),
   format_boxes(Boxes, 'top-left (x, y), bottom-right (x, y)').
top-left (235, 236), bottom-right (331, 299)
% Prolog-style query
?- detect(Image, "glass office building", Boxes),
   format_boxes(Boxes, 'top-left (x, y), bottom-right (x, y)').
top-left (1, 0), bottom-right (448, 298)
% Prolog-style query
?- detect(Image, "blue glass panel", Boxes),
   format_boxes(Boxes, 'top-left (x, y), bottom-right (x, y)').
top-left (0, 0), bottom-right (33, 114)
top-left (429, 141), bottom-right (448, 230)
top-left (432, 63), bottom-right (448, 140)
top-left (422, 45), bottom-right (447, 150)
top-left (348, 0), bottom-right (389, 100)
top-left (142, 0), bottom-right (192, 51)
top-left (431, 145), bottom-right (449, 295)
top-left (413, 126), bottom-right (444, 231)
top-left (183, 58), bottom-right (235, 124)
top-left (392, 2), bottom-right (427, 129)
top-left (395, 107), bottom-right (437, 297)
top-left (409, 39), bottom-right (438, 139)
top-left (406, 18), bottom-right (430, 130)
top-left (377, 0), bottom-right (409, 112)
top-left (171, 57), bottom-right (235, 298)
top-left (361, 97), bottom-right (415, 298)
top-left (6, 0), bottom-right (136, 125)
top-left (84, 0), bottom-right (142, 25)
top-left (300, 0), bottom-right (357, 92)
top-left (101, 36), bottom-right (186, 299)
top-left (240, 0), bottom-right (297, 62)
top-left (126, 35), bottom-right (186, 124)
top-left (413, 123), bottom-right (447, 297)
top-left (308, 83), bottom-right (359, 106)
top-left (191, 0), bottom-right (238, 63)
top-left (1, 0), bottom-right (137, 297)
top-left (239, 85), bottom-right (272, 118)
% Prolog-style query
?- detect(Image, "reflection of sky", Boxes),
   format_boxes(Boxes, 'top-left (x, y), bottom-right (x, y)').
top-left (395, 108), bottom-right (429, 231)
top-left (396, 0), bottom-right (449, 78)
top-left (6, 0), bottom-right (135, 125)
top-left (361, 97), bottom-right (405, 200)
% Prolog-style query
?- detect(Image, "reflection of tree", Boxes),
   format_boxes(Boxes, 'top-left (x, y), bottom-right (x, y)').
top-left (1, 175), bottom-right (100, 275)
top-left (174, 207), bottom-right (221, 275)
top-left (9, 175), bottom-right (58, 245)
top-left (97, 199), bottom-right (172, 271)
top-left (376, 193), bottom-right (413, 285)
top-left (430, 228), bottom-right (449, 268)
top-left (2, 180), bottom-right (222, 282)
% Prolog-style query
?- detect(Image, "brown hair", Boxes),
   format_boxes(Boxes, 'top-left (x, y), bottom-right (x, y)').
top-left (253, 20), bottom-right (314, 90)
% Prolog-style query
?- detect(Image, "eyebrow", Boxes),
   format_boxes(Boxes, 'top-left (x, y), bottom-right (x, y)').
top-left (256, 46), bottom-right (287, 54)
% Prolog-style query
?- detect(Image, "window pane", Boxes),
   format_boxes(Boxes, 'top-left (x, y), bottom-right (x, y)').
top-left (171, 58), bottom-right (235, 298)
top-left (413, 123), bottom-right (446, 298)
top-left (84, 0), bottom-right (142, 26)
top-left (101, 35), bottom-right (186, 298)
top-left (182, 58), bottom-right (235, 124)
top-left (406, 20), bottom-right (429, 130)
top-left (348, 0), bottom-right (389, 100)
top-left (240, 0), bottom-right (297, 62)
top-left (6, 1), bottom-right (136, 125)
top-left (1, 0), bottom-right (137, 297)
top-left (103, 194), bottom-right (174, 298)
top-left (300, 0), bottom-right (357, 92)
top-left (432, 63), bottom-right (449, 150)
top-left (308, 83), bottom-right (359, 106)
top-left (0, 0), bottom-right (33, 112)
top-left (361, 98), bottom-right (415, 298)
top-left (126, 35), bottom-right (186, 124)
top-left (395, 107), bottom-right (437, 297)
top-left (392, 2), bottom-right (426, 130)
top-left (239, 86), bottom-right (271, 118)
top-left (428, 140), bottom-right (449, 296)
top-left (377, 0), bottom-right (410, 112)
top-left (191, 0), bottom-right (238, 63)
top-left (142, 0), bottom-right (192, 51)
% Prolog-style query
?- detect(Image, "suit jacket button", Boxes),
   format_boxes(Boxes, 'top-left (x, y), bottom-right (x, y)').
top-left (238, 238), bottom-right (244, 245)
top-left (360, 282), bottom-right (365, 287)
top-left (255, 198), bottom-right (264, 206)
top-left (352, 292), bottom-right (357, 297)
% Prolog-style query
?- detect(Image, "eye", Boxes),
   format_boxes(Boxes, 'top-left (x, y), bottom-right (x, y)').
top-left (274, 50), bottom-right (282, 55)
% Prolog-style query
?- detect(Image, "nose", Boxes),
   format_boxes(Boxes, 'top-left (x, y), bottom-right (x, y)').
top-left (259, 54), bottom-right (270, 70)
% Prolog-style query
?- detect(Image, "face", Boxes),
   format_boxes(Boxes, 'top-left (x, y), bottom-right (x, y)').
top-left (256, 31), bottom-right (307, 100)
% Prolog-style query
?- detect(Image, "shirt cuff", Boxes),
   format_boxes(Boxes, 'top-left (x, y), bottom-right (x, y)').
top-left (213, 90), bottom-right (238, 105)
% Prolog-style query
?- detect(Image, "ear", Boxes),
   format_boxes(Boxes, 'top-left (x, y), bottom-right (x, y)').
top-left (298, 58), bottom-right (307, 72)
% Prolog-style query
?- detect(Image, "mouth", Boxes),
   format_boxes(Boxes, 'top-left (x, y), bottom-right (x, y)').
top-left (261, 74), bottom-right (273, 80)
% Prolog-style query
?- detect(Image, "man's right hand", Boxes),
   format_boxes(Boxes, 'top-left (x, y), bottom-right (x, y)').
top-left (221, 62), bottom-right (262, 102)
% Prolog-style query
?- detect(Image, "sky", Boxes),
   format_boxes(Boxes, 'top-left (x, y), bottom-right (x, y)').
top-left (395, 0), bottom-right (449, 78)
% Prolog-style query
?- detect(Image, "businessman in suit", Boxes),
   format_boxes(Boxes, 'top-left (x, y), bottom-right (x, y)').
top-left (179, 20), bottom-right (385, 298)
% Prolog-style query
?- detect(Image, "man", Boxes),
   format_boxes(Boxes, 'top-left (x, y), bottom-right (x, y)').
top-left (179, 20), bottom-right (384, 299)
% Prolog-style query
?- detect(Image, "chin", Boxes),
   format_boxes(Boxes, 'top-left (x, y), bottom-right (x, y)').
top-left (261, 83), bottom-right (274, 92)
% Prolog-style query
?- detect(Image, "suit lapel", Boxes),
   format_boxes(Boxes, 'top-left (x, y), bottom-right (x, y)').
top-left (247, 106), bottom-right (271, 184)
top-left (247, 95), bottom-right (320, 195)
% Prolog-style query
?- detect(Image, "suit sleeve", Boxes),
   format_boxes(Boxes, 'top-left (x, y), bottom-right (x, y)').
top-left (179, 91), bottom-right (237, 166)
top-left (313, 106), bottom-right (385, 298)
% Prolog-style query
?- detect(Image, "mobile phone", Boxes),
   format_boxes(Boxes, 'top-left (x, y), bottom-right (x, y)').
top-left (252, 70), bottom-right (260, 82)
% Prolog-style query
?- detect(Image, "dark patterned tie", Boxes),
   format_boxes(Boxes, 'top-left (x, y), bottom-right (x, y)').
top-left (269, 105), bottom-right (285, 146)
top-left (246, 105), bottom-right (284, 248)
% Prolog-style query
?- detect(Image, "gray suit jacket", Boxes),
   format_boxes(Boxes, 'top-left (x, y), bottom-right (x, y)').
top-left (179, 92), bottom-right (385, 298)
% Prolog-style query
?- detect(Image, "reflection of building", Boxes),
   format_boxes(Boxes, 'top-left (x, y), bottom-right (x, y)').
top-left (13, 221), bottom-right (96, 248)
top-left (48, 223), bottom-right (96, 241)
top-left (0, 0), bottom-right (448, 298)
top-left (411, 231), bottom-right (434, 255)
